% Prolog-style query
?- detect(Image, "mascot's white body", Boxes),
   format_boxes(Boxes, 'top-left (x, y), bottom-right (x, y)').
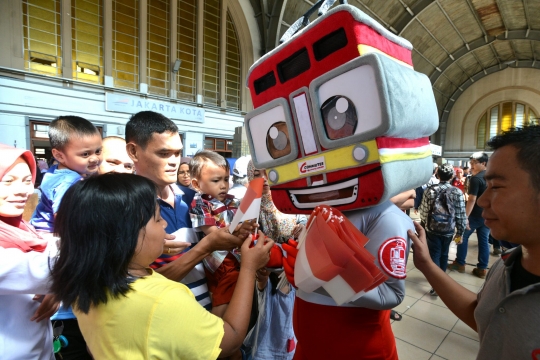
top-left (244, 4), bottom-right (439, 359)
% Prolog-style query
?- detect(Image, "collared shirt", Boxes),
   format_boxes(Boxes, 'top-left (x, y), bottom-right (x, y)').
top-left (419, 181), bottom-right (467, 236)
top-left (190, 193), bottom-right (240, 273)
top-left (154, 184), bottom-right (211, 310)
top-left (475, 246), bottom-right (540, 359)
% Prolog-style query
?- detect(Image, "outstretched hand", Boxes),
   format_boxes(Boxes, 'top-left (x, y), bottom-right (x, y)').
top-left (407, 222), bottom-right (433, 273)
top-left (241, 231), bottom-right (274, 272)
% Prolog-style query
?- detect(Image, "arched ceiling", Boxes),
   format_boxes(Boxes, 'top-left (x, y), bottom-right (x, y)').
top-left (249, 0), bottom-right (540, 138)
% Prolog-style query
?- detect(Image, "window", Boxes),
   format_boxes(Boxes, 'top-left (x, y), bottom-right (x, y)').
top-left (204, 136), bottom-right (233, 157)
top-left (177, 0), bottom-right (197, 101)
top-left (476, 101), bottom-right (539, 149)
top-left (225, 12), bottom-right (241, 110)
top-left (72, 0), bottom-right (103, 84)
top-left (147, 0), bottom-right (169, 96)
top-left (203, 0), bottom-right (221, 106)
top-left (113, 0), bottom-right (139, 90)
top-left (23, 0), bottom-right (62, 76)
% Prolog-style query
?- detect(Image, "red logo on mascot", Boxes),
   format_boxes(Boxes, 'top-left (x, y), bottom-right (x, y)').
top-left (378, 237), bottom-right (407, 279)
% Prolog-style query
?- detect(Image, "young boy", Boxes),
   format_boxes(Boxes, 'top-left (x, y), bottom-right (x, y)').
top-left (189, 150), bottom-right (241, 317)
top-left (31, 116), bottom-right (102, 232)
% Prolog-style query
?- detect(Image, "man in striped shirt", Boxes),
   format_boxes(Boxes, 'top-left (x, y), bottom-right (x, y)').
top-left (126, 111), bottom-right (249, 310)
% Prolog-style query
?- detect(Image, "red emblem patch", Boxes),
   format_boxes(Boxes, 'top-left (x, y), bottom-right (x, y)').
top-left (532, 349), bottom-right (540, 360)
top-left (378, 237), bottom-right (408, 279)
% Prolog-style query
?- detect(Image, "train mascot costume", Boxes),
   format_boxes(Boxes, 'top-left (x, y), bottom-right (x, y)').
top-left (243, 1), bottom-right (439, 359)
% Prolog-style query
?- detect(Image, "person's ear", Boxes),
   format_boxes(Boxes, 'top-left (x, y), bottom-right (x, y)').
top-left (191, 178), bottom-right (201, 192)
top-left (126, 142), bottom-right (138, 163)
top-left (51, 148), bottom-right (65, 164)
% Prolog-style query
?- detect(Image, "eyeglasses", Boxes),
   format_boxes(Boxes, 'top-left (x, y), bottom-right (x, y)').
top-left (178, 171), bottom-right (190, 176)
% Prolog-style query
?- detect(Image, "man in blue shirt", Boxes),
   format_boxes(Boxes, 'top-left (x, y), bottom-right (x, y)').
top-left (126, 111), bottom-right (251, 309)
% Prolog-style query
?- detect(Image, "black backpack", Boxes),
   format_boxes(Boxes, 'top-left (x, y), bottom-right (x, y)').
top-left (427, 184), bottom-right (456, 234)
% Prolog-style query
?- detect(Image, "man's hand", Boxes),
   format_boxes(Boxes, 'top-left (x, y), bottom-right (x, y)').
top-left (162, 233), bottom-right (191, 255)
top-left (31, 294), bottom-right (60, 322)
top-left (407, 222), bottom-right (434, 273)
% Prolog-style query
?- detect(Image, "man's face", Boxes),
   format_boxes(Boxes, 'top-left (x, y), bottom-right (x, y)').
top-left (469, 159), bottom-right (486, 175)
top-left (129, 132), bottom-right (182, 187)
top-left (477, 145), bottom-right (540, 245)
top-left (98, 139), bottom-right (134, 174)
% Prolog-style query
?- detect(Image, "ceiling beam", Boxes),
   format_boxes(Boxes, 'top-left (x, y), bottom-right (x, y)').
top-left (440, 60), bottom-right (540, 126)
top-left (430, 29), bottom-right (540, 85)
top-left (268, 0), bottom-right (287, 50)
top-left (394, 0), bottom-right (434, 35)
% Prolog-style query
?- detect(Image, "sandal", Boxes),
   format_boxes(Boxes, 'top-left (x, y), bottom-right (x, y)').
top-left (390, 310), bottom-right (402, 321)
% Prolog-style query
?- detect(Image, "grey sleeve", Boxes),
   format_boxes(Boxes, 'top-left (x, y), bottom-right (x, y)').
top-left (348, 209), bottom-right (412, 310)
top-left (349, 274), bottom-right (405, 309)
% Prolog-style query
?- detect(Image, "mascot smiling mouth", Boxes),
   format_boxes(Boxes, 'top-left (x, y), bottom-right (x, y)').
top-left (289, 178), bottom-right (359, 208)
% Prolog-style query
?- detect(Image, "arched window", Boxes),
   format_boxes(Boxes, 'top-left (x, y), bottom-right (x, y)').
top-left (476, 102), bottom-right (538, 149)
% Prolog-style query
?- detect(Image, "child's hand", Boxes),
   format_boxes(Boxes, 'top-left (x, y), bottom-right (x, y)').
top-left (241, 231), bottom-right (274, 272)
top-left (232, 219), bottom-right (258, 240)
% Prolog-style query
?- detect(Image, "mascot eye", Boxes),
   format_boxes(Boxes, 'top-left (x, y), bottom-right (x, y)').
top-left (320, 95), bottom-right (357, 140)
top-left (266, 122), bottom-right (291, 159)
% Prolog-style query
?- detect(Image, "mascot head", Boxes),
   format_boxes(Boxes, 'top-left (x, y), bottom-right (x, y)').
top-left (245, 4), bottom-right (439, 214)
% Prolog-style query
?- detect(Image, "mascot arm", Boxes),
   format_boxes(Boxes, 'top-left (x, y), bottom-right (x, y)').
top-left (349, 276), bottom-right (405, 310)
top-left (346, 207), bottom-right (412, 309)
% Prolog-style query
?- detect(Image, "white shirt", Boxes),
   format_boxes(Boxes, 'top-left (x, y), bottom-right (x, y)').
top-left (0, 246), bottom-right (56, 360)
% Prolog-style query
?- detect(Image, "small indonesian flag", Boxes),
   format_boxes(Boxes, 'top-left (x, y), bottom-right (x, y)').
top-left (228, 178), bottom-right (264, 233)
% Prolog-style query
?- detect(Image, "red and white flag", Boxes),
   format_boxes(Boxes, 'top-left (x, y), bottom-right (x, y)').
top-left (228, 178), bottom-right (264, 233)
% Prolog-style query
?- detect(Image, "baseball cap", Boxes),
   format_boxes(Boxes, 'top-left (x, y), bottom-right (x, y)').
top-left (233, 155), bottom-right (251, 178)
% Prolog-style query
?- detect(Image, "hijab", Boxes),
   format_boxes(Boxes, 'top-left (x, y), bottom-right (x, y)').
top-left (0, 144), bottom-right (47, 252)
top-left (247, 160), bottom-right (298, 243)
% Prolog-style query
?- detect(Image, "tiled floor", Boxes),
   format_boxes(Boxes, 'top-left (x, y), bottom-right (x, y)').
top-left (392, 215), bottom-right (500, 360)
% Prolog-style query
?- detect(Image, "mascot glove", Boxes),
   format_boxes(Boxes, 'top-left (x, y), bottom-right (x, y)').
top-left (282, 239), bottom-right (298, 288)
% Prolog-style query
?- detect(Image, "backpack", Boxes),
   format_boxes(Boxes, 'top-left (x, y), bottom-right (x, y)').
top-left (426, 184), bottom-right (456, 234)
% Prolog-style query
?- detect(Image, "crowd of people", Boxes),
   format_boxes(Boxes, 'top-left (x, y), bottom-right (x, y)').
top-left (1, 110), bottom-right (539, 359)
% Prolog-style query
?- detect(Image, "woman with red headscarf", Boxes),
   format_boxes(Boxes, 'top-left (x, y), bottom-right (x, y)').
top-left (0, 144), bottom-right (57, 360)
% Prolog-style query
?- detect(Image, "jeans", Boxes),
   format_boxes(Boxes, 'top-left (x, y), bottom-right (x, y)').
top-left (489, 234), bottom-right (501, 250)
top-left (456, 215), bottom-right (490, 269)
top-left (426, 232), bottom-right (454, 272)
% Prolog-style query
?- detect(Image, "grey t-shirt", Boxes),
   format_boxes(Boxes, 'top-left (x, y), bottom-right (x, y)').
top-left (474, 246), bottom-right (540, 359)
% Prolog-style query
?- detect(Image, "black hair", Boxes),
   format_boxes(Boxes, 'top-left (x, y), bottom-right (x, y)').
top-left (50, 173), bottom-right (158, 314)
top-left (49, 116), bottom-right (99, 150)
top-left (488, 125), bottom-right (540, 192)
top-left (437, 163), bottom-right (455, 182)
top-left (462, 166), bottom-right (469, 171)
top-left (125, 111), bottom-right (179, 149)
top-left (470, 151), bottom-right (489, 165)
top-left (190, 150), bottom-right (230, 180)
